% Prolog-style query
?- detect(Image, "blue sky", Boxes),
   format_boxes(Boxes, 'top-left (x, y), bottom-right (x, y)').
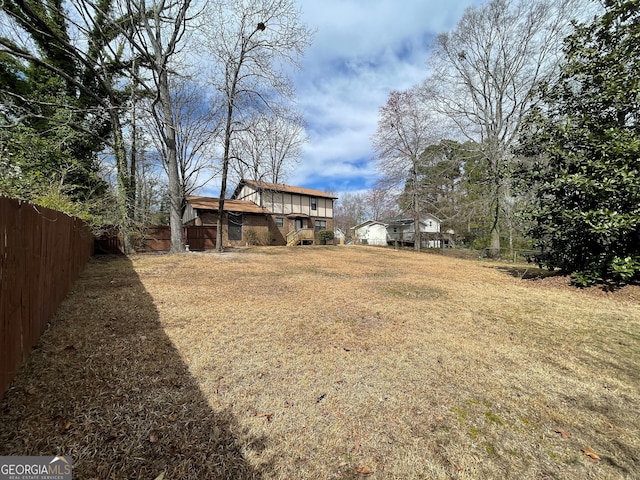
top-left (286, 0), bottom-right (484, 195)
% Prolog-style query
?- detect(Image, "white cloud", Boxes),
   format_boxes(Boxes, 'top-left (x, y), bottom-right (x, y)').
top-left (291, 0), bottom-right (483, 193)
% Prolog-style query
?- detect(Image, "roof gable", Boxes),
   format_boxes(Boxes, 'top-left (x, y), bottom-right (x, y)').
top-left (185, 196), bottom-right (270, 214)
top-left (351, 220), bottom-right (388, 230)
top-left (385, 214), bottom-right (441, 225)
top-left (236, 179), bottom-right (338, 200)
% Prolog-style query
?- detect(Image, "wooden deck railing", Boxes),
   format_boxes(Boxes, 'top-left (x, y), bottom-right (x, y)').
top-left (286, 228), bottom-right (315, 246)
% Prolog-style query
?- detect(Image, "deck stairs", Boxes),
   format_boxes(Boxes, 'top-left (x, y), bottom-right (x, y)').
top-left (286, 228), bottom-right (315, 246)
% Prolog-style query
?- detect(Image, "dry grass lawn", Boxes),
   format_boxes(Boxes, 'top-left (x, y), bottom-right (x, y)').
top-left (1, 246), bottom-right (639, 479)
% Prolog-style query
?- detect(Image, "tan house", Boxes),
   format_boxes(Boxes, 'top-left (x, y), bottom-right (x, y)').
top-left (182, 196), bottom-right (271, 248)
top-left (233, 179), bottom-right (336, 244)
top-left (183, 179), bottom-right (337, 247)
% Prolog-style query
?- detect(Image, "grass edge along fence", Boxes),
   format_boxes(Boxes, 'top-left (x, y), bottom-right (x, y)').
top-left (0, 196), bottom-right (94, 397)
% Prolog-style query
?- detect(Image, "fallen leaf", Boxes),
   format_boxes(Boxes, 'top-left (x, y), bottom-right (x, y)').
top-left (351, 442), bottom-right (362, 454)
top-left (60, 421), bottom-right (73, 433)
top-left (554, 429), bottom-right (571, 439)
top-left (582, 448), bottom-right (600, 461)
top-left (154, 473), bottom-right (165, 480)
top-left (355, 465), bottom-right (374, 475)
top-left (149, 430), bottom-right (160, 443)
top-left (255, 413), bottom-right (274, 422)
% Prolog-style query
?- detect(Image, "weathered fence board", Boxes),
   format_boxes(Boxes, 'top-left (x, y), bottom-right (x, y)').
top-left (141, 226), bottom-right (217, 252)
top-left (0, 197), bottom-right (93, 396)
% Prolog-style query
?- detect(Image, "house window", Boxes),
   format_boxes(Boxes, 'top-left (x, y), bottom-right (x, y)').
top-left (315, 220), bottom-right (326, 232)
top-left (275, 217), bottom-right (284, 228)
top-left (228, 214), bottom-right (242, 241)
top-left (311, 197), bottom-right (317, 211)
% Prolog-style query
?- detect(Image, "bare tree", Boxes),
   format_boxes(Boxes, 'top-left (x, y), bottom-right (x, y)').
top-left (428, 0), bottom-right (583, 256)
top-left (334, 191), bottom-right (367, 239)
top-left (366, 185), bottom-right (399, 221)
top-left (134, 149), bottom-right (166, 225)
top-left (204, 0), bottom-right (312, 252)
top-left (231, 108), bottom-right (306, 184)
top-left (263, 109), bottom-right (306, 184)
top-left (142, 78), bottom-right (221, 216)
top-left (372, 87), bottom-right (438, 250)
top-left (119, 0), bottom-right (200, 252)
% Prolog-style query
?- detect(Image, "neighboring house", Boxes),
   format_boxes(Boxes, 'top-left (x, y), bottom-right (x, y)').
top-left (232, 179), bottom-right (337, 246)
top-left (386, 215), bottom-right (447, 248)
top-left (351, 220), bottom-right (389, 246)
top-left (333, 228), bottom-right (347, 244)
top-left (182, 179), bottom-right (337, 248)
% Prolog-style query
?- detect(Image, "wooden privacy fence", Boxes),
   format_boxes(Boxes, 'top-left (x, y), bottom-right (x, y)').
top-left (0, 196), bottom-right (94, 396)
top-left (142, 226), bottom-right (217, 252)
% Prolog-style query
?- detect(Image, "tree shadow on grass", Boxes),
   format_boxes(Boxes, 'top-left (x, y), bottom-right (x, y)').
top-left (491, 264), bottom-right (565, 281)
top-left (0, 255), bottom-right (267, 479)
top-left (493, 264), bottom-right (640, 293)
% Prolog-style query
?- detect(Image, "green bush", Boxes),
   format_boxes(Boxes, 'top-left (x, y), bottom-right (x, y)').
top-left (317, 230), bottom-right (334, 245)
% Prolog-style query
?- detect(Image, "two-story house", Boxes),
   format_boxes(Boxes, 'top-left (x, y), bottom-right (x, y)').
top-left (386, 215), bottom-right (455, 248)
top-left (182, 179), bottom-right (337, 247)
top-left (233, 179), bottom-right (336, 245)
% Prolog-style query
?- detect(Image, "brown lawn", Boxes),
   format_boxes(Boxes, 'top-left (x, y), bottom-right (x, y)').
top-left (1, 246), bottom-right (639, 479)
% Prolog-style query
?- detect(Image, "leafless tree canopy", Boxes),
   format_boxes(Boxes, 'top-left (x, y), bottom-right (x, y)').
top-left (373, 88), bottom-right (438, 183)
top-left (372, 87), bottom-right (440, 250)
top-left (120, 0), bottom-right (200, 252)
top-left (230, 108), bottom-right (306, 185)
top-left (425, 0), bottom-right (585, 254)
top-left (429, 0), bottom-right (577, 147)
top-left (141, 79), bottom-right (222, 203)
top-left (202, 0), bottom-right (312, 251)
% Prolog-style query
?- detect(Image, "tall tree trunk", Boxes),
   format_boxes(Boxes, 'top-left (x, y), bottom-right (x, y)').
top-left (129, 59), bottom-right (138, 224)
top-left (489, 192), bottom-right (501, 258)
top-left (158, 69), bottom-right (184, 253)
top-left (110, 109), bottom-right (136, 253)
top-left (412, 165), bottom-right (421, 251)
top-left (216, 100), bottom-right (234, 253)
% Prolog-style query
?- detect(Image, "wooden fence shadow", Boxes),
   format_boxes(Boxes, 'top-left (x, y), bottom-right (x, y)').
top-left (0, 256), bottom-right (267, 479)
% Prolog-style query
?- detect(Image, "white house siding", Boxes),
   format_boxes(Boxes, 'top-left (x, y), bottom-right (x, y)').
top-left (237, 185), bottom-right (254, 204)
top-left (386, 216), bottom-right (442, 247)
top-left (249, 189), bottom-right (333, 218)
top-left (354, 223), bottom-right (388, 246)
top-left (316, 197), bottom-right (332, 218)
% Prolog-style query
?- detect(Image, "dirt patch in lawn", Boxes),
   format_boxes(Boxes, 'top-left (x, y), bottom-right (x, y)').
top-left (1, 246), bottom-right (639, 479)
